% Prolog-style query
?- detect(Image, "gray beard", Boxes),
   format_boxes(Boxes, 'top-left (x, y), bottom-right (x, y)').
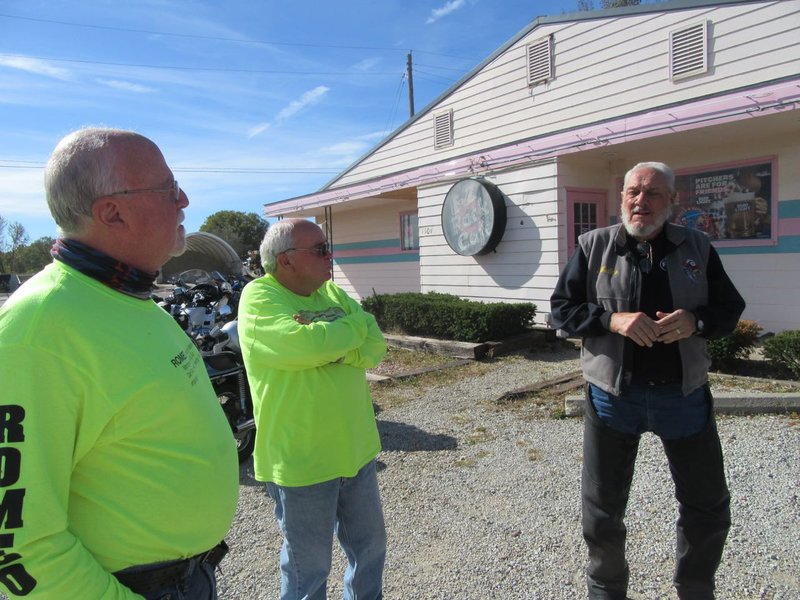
top-left (621, 205), bottom-right (673, 239)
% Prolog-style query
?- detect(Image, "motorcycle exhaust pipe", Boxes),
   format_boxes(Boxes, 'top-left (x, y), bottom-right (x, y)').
top-left (235, 418), bottom-right (256, 433)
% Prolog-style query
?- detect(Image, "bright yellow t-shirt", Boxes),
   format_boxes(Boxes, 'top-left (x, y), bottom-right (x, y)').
top-left (0, 261), bottom-right (239, 599)
top-left (238, 275), bottom-right (386, 487)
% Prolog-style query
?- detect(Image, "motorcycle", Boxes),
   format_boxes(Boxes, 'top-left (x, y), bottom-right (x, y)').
top-left (157, 270), bottom-right (256, 463)
top-left (197, 322), bottom-right (256, 463)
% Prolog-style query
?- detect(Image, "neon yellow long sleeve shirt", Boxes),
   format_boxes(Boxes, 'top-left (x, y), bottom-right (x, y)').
top-left (0, 261), bottom-right (238, 599)
top-left (238, 275), bottom-right (386, 487)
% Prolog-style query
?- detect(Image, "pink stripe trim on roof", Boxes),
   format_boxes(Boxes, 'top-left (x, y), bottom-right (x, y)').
top-left (267, 78), bottom-right (800, 217)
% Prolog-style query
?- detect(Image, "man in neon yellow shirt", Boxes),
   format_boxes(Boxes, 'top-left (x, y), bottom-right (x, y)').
top-left (238, 219), bottom-right (387, 600)
top-left (0, 128), bottom-right (239, 599)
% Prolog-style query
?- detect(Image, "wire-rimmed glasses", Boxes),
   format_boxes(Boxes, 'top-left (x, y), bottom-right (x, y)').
top-left (102, 180), bottom-right (181, 203)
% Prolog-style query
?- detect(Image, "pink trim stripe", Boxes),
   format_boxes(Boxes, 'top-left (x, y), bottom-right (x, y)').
top-left (778, 218), bottom-right (800, 237)
top-left (266, 78), bottom-right (800, 217)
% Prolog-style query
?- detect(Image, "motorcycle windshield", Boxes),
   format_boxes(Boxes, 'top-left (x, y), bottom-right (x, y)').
top-left (177, 269), bottom-right (214, 287)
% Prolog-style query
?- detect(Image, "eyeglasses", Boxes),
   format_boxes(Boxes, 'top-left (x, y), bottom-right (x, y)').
top-left (103, 180), bottom-right (181, 202)
top-left (636, 241), bottom-right (653, 274)
top-left (284, 242), bottom-right (332, 257)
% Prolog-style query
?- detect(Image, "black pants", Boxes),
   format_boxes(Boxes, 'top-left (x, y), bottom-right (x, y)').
top-left (581, 388), bottom-right (731, 600)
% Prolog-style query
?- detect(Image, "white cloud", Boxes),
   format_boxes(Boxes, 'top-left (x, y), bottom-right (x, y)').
top-left (0, 169), bottom-right (52, 221)
top-left (352, 57), bottom-right (382, 72)
top-left (247, 122), bottom-right (271, 139)
top-left (276, 85), bottom-right (330, 122)
top-left (245, 86), bottom-right (329, 139)
top-left (96, 79), bottom-right (156, 93)
top-left (319, 141), bottom-right (369, 156)
top-left (0, 56), bottom-right (72, 80)
top-left (356, 131), bottom-right (387, 142)
top-left (426, 0), bottom-right (466, 24)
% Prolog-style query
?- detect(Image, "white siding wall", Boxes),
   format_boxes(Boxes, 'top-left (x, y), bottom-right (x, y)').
top-left (333, 263), bottom-right (420, 301)
top-left (418, 120), bottom-right (800, 332)
top-left (328, 200), bottom-right (420, 301)
top-left (418, 161), bottom-right (560, 324)
top-left (333, 1), bottom-right (799, 188)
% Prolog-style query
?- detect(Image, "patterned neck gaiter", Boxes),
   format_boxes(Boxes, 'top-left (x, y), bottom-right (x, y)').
top-left (51, 238), bottom-right (157, 300)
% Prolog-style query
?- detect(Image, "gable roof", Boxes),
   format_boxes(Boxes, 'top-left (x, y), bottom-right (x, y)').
top-left (316, 0), bottom-right (765, 192)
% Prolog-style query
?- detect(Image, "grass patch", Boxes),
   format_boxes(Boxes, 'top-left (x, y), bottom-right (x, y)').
top-left (707, 373), bottom-right (799, 393)
top-left (465, 425), bottom-right (494, 445)
top-left (450, 413), bottom-right (473, 426)
top-left (370, 360), bottom-right (492, 411)
top-left (489, 388), bottom-right (567, 421)
top-left (370, 346), bottom-right (459, 376)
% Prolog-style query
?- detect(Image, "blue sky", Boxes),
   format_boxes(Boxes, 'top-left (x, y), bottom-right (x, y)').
top-left (1, 0), bottom-right (593, 242)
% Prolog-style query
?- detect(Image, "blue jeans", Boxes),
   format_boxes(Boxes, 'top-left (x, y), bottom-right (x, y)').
top-left (589, 382), bottom-right (708, 439)
top-left (266, 460), bottom-right (386, 600)
top-left (582, 383), bottom-right (730, 600)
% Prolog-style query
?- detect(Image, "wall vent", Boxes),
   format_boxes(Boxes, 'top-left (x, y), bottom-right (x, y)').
top-left (670, 21), bottom-right (708, 81)
top-left (433, 110), bottom-right (453, 149)
top-left (527, 36), bottom-right (553, 86)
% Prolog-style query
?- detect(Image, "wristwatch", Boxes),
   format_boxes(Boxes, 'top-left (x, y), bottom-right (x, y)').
top-left (694, 313), bottom-right (705, 335)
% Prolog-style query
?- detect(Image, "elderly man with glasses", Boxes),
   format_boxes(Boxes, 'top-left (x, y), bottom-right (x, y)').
top-left (0, 127), bottom-right (239, 599)
top-left (550, 162), bottom-right (745, 600)
top-left (238, 218), bottom-right (387, 600)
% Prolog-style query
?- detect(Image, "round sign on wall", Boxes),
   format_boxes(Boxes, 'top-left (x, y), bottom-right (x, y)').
top-left (441, 178), bottom-right (507, 256)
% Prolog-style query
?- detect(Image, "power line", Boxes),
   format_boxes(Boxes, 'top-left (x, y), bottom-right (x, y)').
top-left (383, 73), bottom-right (407, 137)
top-left (0, 12), bottom-right (479, 61)
top-left (0, 53), bottom-right (401, 76)
top-left (0, 161), bottom-right (340, 174)
top-left (414, 62), bottom-right (471, 73)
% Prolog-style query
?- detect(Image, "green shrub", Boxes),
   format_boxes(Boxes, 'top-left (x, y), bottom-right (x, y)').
top-left (763, 330), bottom-right (800, 379)
top-left (707, 319), bottom-right (762, 369)
top-left (361, 291), bottom-right (536, 343)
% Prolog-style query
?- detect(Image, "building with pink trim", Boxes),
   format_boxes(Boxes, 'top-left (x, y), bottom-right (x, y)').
top-left (263, 0), bottom-right (800, 334)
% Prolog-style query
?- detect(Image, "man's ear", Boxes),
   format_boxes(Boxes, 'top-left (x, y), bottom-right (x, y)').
top-left (92, 198), bottom-right (127, 229)
top-left (277, 252), bottom-right (293, 271)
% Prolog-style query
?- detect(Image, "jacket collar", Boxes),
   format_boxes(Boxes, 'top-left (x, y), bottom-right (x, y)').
top-left (613, 221), bottom-right (686, 255)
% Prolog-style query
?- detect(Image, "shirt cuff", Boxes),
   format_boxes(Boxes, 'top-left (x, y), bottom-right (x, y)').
top-left (600, 311), bottom-right (613, 331)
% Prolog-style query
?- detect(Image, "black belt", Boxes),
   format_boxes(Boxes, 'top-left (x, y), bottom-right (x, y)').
top-left (113, 540), bottom-right (228, 595)
top-left (631, 379), bottom-right (682, 386)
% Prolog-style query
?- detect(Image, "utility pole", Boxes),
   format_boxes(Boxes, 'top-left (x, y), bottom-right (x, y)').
top-left (406, 51), bottom-right (415, 117)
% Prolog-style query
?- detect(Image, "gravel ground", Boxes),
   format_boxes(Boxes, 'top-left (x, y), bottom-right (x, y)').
top-left (217, 346), bottom-right (800, 600)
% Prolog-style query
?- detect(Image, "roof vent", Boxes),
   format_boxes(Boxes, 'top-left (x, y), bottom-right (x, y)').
top-left (434, 109), bottom-right (453, 149)
top-left (527, 36), bottom-right (553, 86)
top-left (670, 21), bottom-right (708, 81)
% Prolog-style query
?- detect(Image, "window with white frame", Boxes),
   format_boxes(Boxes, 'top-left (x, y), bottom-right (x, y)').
top-left (670, 21), bottom-right (709, 81)
top-left (400, 211), bottom-right (419, 250)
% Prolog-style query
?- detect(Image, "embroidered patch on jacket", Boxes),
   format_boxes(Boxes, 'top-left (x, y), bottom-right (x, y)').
top-left (682, 258), bottom-right (701, 282)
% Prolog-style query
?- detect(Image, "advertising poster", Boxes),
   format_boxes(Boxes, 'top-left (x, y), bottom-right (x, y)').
top-left (673, 161), bottom-right (772, 241)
